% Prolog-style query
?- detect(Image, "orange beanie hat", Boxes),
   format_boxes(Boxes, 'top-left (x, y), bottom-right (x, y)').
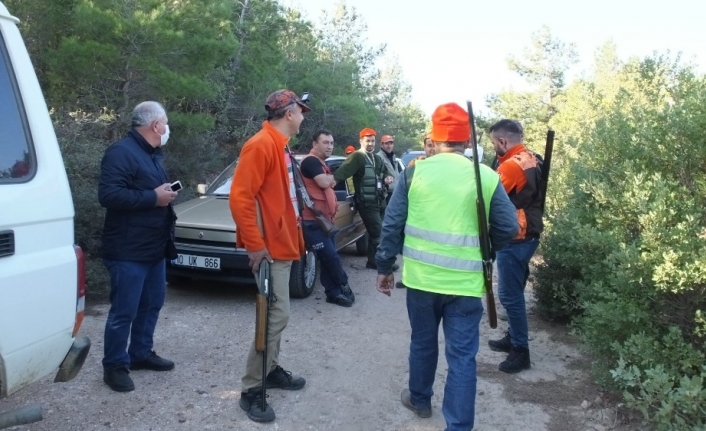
top-left (430, 103), bottom-right (471, 143)
top-left (345, 145), bottom-right (356, 155)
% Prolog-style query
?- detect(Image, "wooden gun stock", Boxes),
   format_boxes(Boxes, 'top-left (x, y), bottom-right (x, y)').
top-left (255, 293), bottom-right (268, 352)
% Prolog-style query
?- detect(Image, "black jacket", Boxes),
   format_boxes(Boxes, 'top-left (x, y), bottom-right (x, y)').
top-left (99, 129), bottom-right (176, 261)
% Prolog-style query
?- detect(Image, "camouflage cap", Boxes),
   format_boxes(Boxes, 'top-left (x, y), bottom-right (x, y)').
top-left (265, 89), bottom-right (311, 113)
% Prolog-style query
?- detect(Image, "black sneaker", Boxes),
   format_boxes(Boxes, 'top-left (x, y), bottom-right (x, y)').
top-left (239, 388), bottom-right (275, 422)
top-left (395, 281), bottom-right (406, 289)
top-left (488, 331), bottom-right (512, 353)
top-left (400, 388), bottom-right (431, 418)
top-left (104, 366), bottom-right (135, 392)
top-left (499, 347), bottom-right (531, 374)
top-left (265, 365), bottom-right (306, 390)
top-left (341, 284), bottom-right (355, 303)
top-left (130, 351), bottom-right (175, 371)
top-left (326, 293), bottom-right (353, 307)
top-left (365, 262), bottom-right (400, 271)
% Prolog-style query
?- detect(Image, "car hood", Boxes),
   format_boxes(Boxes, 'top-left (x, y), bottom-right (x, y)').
top-left (173, 196), bottom-right (235, 232)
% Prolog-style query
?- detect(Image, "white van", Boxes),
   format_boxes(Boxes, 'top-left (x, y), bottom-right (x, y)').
top-left (0, 1), bottom-right (90, 427)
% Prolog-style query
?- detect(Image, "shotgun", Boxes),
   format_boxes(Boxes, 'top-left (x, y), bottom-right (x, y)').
top-left (467, 101), bottom-right (498, 329)
top-left (254, 199), bottom-right (270, 412)
top-left (540, 130), bottom-right (555, 213)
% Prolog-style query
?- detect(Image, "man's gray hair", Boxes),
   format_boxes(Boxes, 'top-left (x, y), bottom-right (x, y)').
top-left (131, 101), bottom-right (166, 127)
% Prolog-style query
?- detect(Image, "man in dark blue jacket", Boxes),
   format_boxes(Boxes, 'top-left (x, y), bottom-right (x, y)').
top-left (99, 101), bottom-right (178, 392)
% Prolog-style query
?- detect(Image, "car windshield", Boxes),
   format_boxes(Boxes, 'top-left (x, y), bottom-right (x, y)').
top-left (206, 159), bottom-right (238, 196)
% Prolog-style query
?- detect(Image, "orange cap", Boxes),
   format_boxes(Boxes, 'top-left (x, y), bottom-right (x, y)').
top-left (359, 128), bottom-right (376, 138)
top-left (380, 135), bottom-right (394, 143)
top-left (345, 145), bottom-right (356, 155)
top-left (430, 103), bottom-right (471, 142)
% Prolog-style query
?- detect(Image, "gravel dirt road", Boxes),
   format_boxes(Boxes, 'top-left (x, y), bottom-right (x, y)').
top-left (2, 247), bottom-right (638, 431)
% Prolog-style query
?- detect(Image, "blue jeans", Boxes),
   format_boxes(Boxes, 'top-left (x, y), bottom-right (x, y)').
top-left (497, 238), bottom-right (539, 349)
top-left (102, 258), bottom-right (166, 369)
top-left (406, 288), bottom-right (484, 431)
top-left (302, 220), bottom-right (348, 298)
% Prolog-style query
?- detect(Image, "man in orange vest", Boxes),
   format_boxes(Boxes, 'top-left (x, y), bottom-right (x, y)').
top-left (487, 119), bottom-right (543, 374)
top-left (299, 130), bottom-right (354, 307)
top-left (407, 133), bottom-right (435, 167)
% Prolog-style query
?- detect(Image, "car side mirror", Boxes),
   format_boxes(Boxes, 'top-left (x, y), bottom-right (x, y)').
top-left (196, 184), bottom-right (207, 195)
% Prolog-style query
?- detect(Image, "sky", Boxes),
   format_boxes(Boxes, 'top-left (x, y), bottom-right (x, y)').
top-left (285, 0), bottom-right (705, 116)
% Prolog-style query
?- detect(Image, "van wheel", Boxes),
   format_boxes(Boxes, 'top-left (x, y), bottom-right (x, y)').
top-left (289, 251), bottom-right (319, 298)
top-left (355, 233), bottom-right (368, 256)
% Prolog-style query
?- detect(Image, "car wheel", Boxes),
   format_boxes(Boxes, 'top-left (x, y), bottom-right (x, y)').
top-left (355, 232), bottom-right (368, 256)
top-left (289, 250), bottom-right (319, 298)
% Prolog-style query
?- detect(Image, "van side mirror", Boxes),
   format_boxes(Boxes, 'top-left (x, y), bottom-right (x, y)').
top-left (196, 184), bottom-right (207, 195)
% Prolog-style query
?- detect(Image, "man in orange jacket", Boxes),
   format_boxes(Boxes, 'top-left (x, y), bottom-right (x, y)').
top-left (486, 119), bottom-right (543, 374)
top-left (229, 89), bottom-right (309, 422)
top-left (407, 133), bottom-right (435, 167)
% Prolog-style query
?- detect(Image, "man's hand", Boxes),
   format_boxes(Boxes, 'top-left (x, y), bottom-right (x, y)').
top-left (376, 273), bottom-right (395, 297)
top-left (384, 175), bottom-right (393, 185)
top-left (155, 183), bottom-right (178, 207)
top-left (248, 247), bottom-right (273, 273)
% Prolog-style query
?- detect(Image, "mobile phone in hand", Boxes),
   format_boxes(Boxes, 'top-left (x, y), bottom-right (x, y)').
top-left (170, 180), bottom-right (183, 192)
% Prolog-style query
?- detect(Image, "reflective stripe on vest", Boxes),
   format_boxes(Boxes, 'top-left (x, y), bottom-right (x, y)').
top-left (402, 152), bottom-right (499, 297)
top-left (405, 225), bottom-right (480, 248)
top-left (402, 245), bottom-right (483, 272)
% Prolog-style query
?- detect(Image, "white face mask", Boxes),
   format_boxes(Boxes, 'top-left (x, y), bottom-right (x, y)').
top-left (464, 145), bottom-right (484, 160)
top-left (160, 124), bottom-right (170, 146)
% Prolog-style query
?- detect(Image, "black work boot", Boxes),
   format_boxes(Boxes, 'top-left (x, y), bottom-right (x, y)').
top-left (265, 365), bottom-right (306, 390)
top-left (104, 366), bottom-right (135, 392)
top-left (499, 347), bottom-right (531, 373)
top-left (239, 388), bottom-right (275, 422)
top-left (488, 331), bottom-right (512, 353)
top-left (341, 284), bottom-right (355, 303)
top-left (326, 293), bottom-right (353, 307)
top-left (130, 351), bottom-right (175, 371)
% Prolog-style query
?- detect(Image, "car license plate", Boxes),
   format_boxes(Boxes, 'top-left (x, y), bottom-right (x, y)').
top-left (173, 254), bottom-right (220, 270)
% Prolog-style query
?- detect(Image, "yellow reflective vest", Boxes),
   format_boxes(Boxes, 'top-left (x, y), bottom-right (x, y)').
top-left (402, 153), bottom-right (499, 297)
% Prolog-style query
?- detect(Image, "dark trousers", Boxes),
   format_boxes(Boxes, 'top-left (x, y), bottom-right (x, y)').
top-left (356, 199), bottom-right (384, 264)
top-left (302, 220), bottom-right (348, 298)
top-left (407, 288), bottom-right (483, 430)
top-left (102, 258), bottom-right (166, 369)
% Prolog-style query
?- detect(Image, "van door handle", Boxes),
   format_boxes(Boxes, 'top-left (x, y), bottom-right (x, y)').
top-left (0, 230), bottom-right (15, 257)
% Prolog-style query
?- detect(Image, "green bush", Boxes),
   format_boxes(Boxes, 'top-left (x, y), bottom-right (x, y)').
top-left (611, 329), bottom-right (706, 430)
top-left (532, 56), bottom-right (706, 428)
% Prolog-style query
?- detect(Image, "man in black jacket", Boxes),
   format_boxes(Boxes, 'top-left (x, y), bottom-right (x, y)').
top-left (99, 101), bottom-right (178, 392)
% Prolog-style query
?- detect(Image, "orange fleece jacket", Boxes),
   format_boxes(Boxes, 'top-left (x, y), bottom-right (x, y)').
top-left (229, 121), bottom-right (305, 260)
